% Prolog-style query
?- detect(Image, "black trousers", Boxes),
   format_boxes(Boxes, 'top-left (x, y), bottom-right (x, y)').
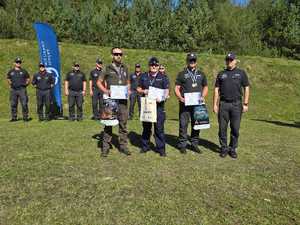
top-left (36, 89), bottom-right (51, 119)
top-left (129, 90), bottom-right (141, 118)
top-left (68, 90), bottom-right (84, 119)
top-left (141, 106), bottom-right (166, 153)
top-left (218, 101), bottom-right (243, 150)
top-left (178, 103), bottom-right (200, 148)
top-left (102, 101), bottom-right (128, 152)
top-left (10, 88), bottom-right (29, 119)
top-left (92, 88), bottom-right (103, 119)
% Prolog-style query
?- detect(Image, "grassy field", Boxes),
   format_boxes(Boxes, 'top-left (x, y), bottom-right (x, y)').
top-left (0, 39), bottom-right (300, 225)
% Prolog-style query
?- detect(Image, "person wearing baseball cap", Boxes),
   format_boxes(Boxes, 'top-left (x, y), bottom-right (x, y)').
top-left (32, 62), bottom-right (55, 121)
top-left (213, 52), bottom-right (250, 159)
top-left (128, 63), bottom-right (142, 120)
top-left (137, 57), bottom-right (170, 157)
top-left (64, 62), bottom-right (87, 121)
top-left (89, 58), bottom-right (104, 120)
top-left (6, 57), bottom-right (31, 122)
top-left (174, 53), bottom-right (208, 154)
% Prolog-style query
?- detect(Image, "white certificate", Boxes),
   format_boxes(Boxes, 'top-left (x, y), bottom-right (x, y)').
top-left (184, 92), bottom-right (202, 106)
top-left (110, 85), bottom-right (128, 99)
top-left (148, 86), bottom-right (167, 102)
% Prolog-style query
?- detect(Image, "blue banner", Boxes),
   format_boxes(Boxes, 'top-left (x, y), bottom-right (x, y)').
top-left (33, 22), bottom-right (62, 113)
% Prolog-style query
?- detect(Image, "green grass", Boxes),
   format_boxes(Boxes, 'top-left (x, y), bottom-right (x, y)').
top-left (0, 39), bottom-right (300, 225)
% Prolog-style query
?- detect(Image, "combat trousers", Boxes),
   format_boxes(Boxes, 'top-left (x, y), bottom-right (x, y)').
top-left (218, 100), bottom-right (243, 150)
top-left (129, 91), bottom-right (141, 118)
top-left (92, 88), bottom-right (103, 119)
top-left (178, 103), bottom-right (200, 148)
top-left (141, 106), bottom-right (166, 154)
top-left (102, 101), bottom-right (128, 152)
top-left (36, 89), bottom-right (51, 120)
top-left (68, 90), bottom-right (84, 119)
top-left (10, 88), bottom-right (29, 119)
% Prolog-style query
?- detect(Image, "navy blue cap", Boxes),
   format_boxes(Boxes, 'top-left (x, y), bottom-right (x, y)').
top-left (186, 53), bottom-right (197, 61)
top-left (225, 52), bottom-right (236, 60)
top-left (148, 57), bottom-right (159, 66)
top-left (39, 62), bottom-right (45, 67)
top-left (135, 63), bottom-right (141, 68)
top-left (15, 57), bottom-right (22, 63)
top-left (96, 58), bottom-right (102, 64)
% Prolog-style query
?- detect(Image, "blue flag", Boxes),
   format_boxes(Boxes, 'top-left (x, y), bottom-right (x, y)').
top-left (34, 22), bottom-right (62, 116)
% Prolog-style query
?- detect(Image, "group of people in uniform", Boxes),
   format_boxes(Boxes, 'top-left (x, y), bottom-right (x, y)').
top-left (6, 48), bottom-right (250, 159)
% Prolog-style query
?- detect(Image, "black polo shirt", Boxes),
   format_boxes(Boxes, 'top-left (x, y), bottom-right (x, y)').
top-left (7, 68), bottom-right (30, 89)
top-left (129, 72), bottom-right (141, 91)
top-left (215, 67), bottom-right (249, 102)
top-left (175, 68), bottom-right (208, 96)
top-left (89, 68), bottom-right (102, 89)
top-left (65, 70), bottom-right (86, 91)
top-left (32, 71), bottom-right (55, 90)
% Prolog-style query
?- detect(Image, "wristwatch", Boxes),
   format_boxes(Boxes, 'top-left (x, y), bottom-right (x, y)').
top-left (243, 103), bottom-right (249, 106)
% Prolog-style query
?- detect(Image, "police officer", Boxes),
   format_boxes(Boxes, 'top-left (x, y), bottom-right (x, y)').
top-left (6, 57), bottom-right (30, 122)
top-left (137, 57), bottom-right (169, 157)
top-left (175, 53), bottom-right (208, 154)
top-left (213, 52), bottom-right (250, 159)
top-left (64, 62), bottom-right (87, 121)
top-left (97, 47), bottom-right (131, 157)
top-left (128, 63), bottom-right (142, 120)
top-left (32, 63), bottom-right (55, 121)
top-left (89, 58), bottom-right (104, 120)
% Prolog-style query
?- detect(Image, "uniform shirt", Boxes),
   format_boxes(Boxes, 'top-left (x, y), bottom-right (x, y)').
top-left (99, 63), bottom-right (129, 89)
top-left (65, 70), bottom-right (86, 91)
top-left (175, 68), bottom-right (208, 96)
top-left (7, 68), bottom-right (30, 89)
top-left (215, 67), bottom-right (249, 102)
top-left (138, 72), bottom-right (169, 107)
top-left (89, 68), bottom-right (102, 89)
top-left (129, 72), bottom-right (141, 91)
top-left (32, 71), bottom-right (55, 90)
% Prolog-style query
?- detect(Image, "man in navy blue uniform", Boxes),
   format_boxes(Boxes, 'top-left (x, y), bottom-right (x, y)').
top-left (89, 58), bottom-right (103, 120)
top-left (137, 57), bottom-right (169, 157)
top-left (64, 62), bottom-right (87, 121)
top-left (6, 57), bottom-right (31, 122)
top-left (32, 63), bottom-right (55, 121)
top-left (128, 63), bottom-right (142, 120)
top-left (175, 53), bottom-right (208, 154)
top-left (213, 53), bottom-right (250, 159)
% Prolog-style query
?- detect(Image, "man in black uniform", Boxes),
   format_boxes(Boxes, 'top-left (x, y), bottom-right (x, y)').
top-left (137, 57), bottom-right (169, 156)
top-left (89, 58), bottom-right (103, 120)
top-left (6, 57), bottom-right (30, 122)
top-left (213, 52), bottom-right (250, 159)
top-left (97, 47), bottom-right (131, 157)
top-left (32, 63), bottom-right (55, 121)
top-left (64, 62), bottom-right (87, 121)
top-left (128, 63), bottom-right (142, 120)
top-left (175, 53), bottom-right (208, 154)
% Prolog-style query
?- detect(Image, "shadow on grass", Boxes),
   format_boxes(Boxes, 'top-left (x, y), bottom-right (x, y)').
top-left (165, 133), bottom-right (220, 154)
top-left (128, 131), bottom-right (156, 152)
top-left (252, 119), bottom-right (300, 129)
top-left (92, 131), bottom-right (119, 149)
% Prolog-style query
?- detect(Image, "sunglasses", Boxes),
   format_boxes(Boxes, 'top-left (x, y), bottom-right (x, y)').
top-left (16, 61), bottom-right (22, 64)
top-left (113, 53), bottom-right (123, 56)
top-left (188, 60), bottom-right (197, 64)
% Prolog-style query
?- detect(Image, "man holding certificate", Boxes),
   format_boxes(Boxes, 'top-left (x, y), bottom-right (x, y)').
top-left (175, 53), bottom-right (208, 154)
top-left (96, 47), bottom-right (131, 157)
top-left (137, 57), bottom-right (169, 157)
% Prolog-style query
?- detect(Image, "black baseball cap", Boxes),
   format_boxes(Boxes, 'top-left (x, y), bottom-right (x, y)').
top-left (148, 57), bottom-right (159, 66)
top-left (135, 63), bottom-right (141, 68)
top-left (225, 52), bottom-right (236, 60)
top-left (186, 53), bottom-right (197, 62)
top-left (96, 58), bottom-right (103, 64)
top-left (39, 62), bottom-right (45, 67)
top-left (15, 57), bottom-right (22, 63)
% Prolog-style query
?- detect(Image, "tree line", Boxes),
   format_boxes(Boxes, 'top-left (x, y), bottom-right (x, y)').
top-left (0, 0), bottom-right (299, 59)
